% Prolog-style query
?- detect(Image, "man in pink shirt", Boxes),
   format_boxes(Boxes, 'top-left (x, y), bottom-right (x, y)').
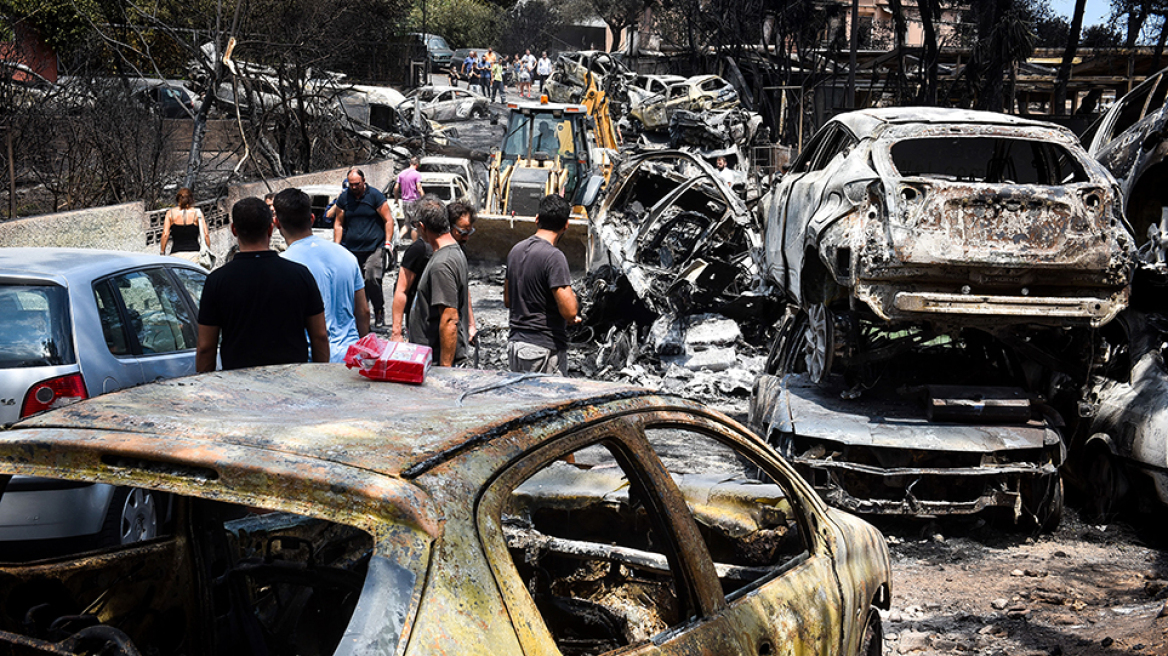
top-left (393, 157), bottom-right (425, 241)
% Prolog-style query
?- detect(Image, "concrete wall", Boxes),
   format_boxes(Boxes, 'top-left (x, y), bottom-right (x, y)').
top-left (224, 161), bottom-right (401, 213)
top-left (0, 161), bottom-right (404, 262)
top-left (0, 202), bottom-right (151, 252)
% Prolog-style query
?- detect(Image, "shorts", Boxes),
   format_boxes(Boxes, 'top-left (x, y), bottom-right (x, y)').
top-left (401, 199), bottom-right (419, 231)
top-left (508, 341), bottom-right (568, 376)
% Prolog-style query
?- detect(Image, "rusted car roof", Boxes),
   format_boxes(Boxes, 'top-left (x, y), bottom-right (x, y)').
top-left (16, 365), bottom-right (648, 480)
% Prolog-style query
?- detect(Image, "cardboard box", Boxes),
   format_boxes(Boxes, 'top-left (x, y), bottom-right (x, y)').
top-left (344, 334), bottom-right (433, 384)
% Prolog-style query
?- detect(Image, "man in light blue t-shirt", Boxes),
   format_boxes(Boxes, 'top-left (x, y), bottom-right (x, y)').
top-left (275, 188), bottom-right (370, 362)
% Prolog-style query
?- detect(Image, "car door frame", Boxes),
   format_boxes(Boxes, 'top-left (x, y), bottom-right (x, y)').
top-left (86, 265), bottom-right (203, 391)
top-left (629, 409), bottom-right (851, 656)
top-left (773, 122), bottom-right (858, 303)
top-left (476, 416), bottom-right (751, 656)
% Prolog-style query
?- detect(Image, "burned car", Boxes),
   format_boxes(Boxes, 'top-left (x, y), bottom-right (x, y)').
top-left (1075, 307), bottom-right (1168, 521)
top-left (1086, 66), bottom-right (1168, 246)
top-left (543, 50), bottom-right (634, 105)
top-left (400, 85), bottom-right (491, 122)
top-left (761, 107), bottom-right (1135, 384)
top-left (0, 364), bottom-right (890, 656)
top-left (749, 343), bottom-right (1067, 528)
top-left (585, 150), bottom-right (779, 353)
top-left (750, 107), bottom-right (1135, 525)
top-left (630, 75), bottom-right (741, 133)
top-left (629, 74), bottom-right (685, 100)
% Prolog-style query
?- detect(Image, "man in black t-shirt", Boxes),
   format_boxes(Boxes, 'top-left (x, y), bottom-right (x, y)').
top-left (391, 201), bottom-right (478, 344)
top-left (196, 197), bottom-right (329, 372)
top-left (407, 196), bottom-right (471, 366)
top-left (504, 194), bottom-right (580, 375)
top-left (390, 236), bottom-right (431, 342)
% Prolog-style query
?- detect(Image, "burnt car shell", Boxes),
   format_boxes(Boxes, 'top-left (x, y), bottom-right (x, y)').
top-left (1076, 306), bottom-right (1168, 518)
top-left (763, 107), bottom-right (1135, 329)
top-left (1086, 67), bottom-right (1168, 246)
top-left (0, 364), bottom-right (890, 656)
top-left (587, 150), bottom-right (768, 318)
top-left (750, 371), bottom-right (1065, 524)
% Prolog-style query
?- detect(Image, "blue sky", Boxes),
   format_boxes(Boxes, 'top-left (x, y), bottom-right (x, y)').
top-left (1048, 0), bottom-right (1111, 27)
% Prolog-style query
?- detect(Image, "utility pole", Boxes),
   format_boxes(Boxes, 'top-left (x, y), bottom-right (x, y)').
top-left (423, 0), bottom-right (430, 83)
top-left (5, 125), bottom-right (13, 220)
top-left (847, 0), bottom-right (859, 110)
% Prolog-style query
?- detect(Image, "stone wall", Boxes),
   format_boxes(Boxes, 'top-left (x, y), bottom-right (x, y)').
top-left (224, 161), bottom-right (400, 213)
top-left (0, 202), bottom-right (151, 252)
top-left (0, 159), bottom-right (400, 262)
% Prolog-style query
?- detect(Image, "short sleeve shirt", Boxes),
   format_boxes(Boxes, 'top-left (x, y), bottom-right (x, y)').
top-left (398, 238), bottom-right (433, 319)
top-left (506, 235), bottom-right (572, 350)
top-left (396, 168), bottom-right (422, 202)
top-left (198, 251), bottom-right (324, 370)
top-left (282, 235), bottom-right (365, 363)
top-left (408, 243), bottom-right (470, 365)
top-left (335, 185), bottom-right (388, 253)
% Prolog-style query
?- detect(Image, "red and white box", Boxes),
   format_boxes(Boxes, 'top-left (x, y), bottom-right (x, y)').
top-left (344, 334), bottom-right (433, 384)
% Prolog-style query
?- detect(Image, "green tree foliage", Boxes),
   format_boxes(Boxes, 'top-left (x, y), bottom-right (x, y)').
top-left (1081, 22), bottom-right (1123, 46)
top-left (1026, 0), bottom-right (1070, 47)
top-left (496, 0), bottom-right (567, 54)
top-left (407, 0), bottom-right (500, 49)
top-left (0, 0), bottom-right (97, 52)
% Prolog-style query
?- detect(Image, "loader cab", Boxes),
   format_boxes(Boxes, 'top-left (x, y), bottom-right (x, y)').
top-left (499, 101), bottom-right (592, 203)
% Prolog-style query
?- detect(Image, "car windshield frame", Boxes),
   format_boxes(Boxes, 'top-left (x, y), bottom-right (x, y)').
top-left (887, 134), bottom-right (1091, 185)
top-left (0, 430), bottom-right (433, 656)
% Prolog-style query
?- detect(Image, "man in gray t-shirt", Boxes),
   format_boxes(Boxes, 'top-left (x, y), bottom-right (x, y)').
top-left (504, 194), bottom-right (580, 375)
top-left (408, 196), bottom-right (470, 366)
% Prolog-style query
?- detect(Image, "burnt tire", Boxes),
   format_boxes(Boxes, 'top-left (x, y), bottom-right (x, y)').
top-left (1084, 442), bottom-right (1126, 523)
top-left (856, 606), bottom-right (883, 656)
top-left (1020, 473), bottom-right (1064, 532)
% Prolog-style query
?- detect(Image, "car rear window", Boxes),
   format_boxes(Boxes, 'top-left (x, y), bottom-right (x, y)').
top-left (890, 137), bottom-right (1090, 185)
top-left (428, 183), bottom-right (457, 201)
top-left (0, 284), bottom-right (76, 368)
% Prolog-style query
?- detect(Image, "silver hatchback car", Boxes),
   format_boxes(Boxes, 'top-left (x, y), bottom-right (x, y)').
top-left (0, 248), bottom-right (205, 551)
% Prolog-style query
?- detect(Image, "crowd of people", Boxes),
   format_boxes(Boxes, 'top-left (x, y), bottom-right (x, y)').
top-left (449, 48), bottom-right (554, 102)
top-left (191, 172), bottom-right (579, 378)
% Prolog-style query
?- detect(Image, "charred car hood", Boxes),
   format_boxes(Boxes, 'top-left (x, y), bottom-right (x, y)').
top-left (763, 374), bottom-right (1057, 453)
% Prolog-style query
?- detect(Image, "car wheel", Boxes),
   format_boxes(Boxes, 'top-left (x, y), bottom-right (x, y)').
top-left (100, 487), bottom-right (160, 546)
top-left (856, 606), bottom-right (883, 656)
top-left (1084, 442), bottom-right (1126, 523)
top-left (803, 304), bottom-right (834, 384)
top-left (1020, 473), bottom-right (1064, 532)
top-left (765, 305), bottom-right (833, 384)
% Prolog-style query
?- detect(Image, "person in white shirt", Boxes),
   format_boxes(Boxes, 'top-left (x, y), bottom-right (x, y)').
top-left (536, 51), bottom-right (553, 92)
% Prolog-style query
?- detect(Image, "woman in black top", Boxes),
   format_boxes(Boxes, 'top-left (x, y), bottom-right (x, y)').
top-left (160, 187), bottom-right (210, 263)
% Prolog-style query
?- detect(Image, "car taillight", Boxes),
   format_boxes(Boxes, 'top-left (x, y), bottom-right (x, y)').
top-left (21, 374), bottom-right (88, 418)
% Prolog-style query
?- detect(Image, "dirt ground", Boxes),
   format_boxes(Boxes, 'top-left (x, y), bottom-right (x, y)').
top-left (397, 102), bottom-right (1168, 655)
